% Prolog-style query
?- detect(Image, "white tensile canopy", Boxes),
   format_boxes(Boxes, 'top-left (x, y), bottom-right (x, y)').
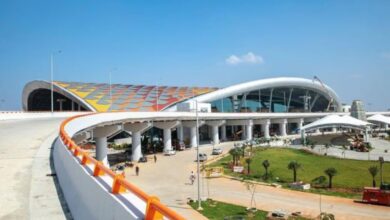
top-left (300, 114), bottom-right (371, 132)
top-left (367, 114), bottom-right (390, 125)
top-left (300, 114), bottom-right (372, 144)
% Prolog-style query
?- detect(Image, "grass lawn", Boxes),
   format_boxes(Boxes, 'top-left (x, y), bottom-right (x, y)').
top-left (210, 147), bottom-right (390, 198)
top-left (188, 199), bottom-right (268, 220)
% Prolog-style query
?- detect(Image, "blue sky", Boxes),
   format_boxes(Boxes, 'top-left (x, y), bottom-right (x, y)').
top-left (0, 1), bottom-right (389, 110)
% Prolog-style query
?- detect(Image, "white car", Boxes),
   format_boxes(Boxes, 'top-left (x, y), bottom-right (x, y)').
top-left (164, 149), bottom-right (176, 156)
top-left (198, 153), bottom-right (208, 162)
top-left (212, 148), bottom-right (223, 155)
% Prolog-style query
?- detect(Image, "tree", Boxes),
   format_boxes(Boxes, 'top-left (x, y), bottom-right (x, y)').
top-left (245, 158), bottom-right (252, 174)
top-left (368, 166), bottom-right (379, 187)
top-left (229, 148), bottom-right (243, 166)
top-left (324, 168), bottom-right (338, 188)
top-left (287, 161), bottom-right (302, 182)
top-left (262, 160), bottom-right (270, 178)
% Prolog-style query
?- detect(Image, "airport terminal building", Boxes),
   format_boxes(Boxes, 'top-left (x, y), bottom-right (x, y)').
top-left (23, 77), bottom-right (342, 113)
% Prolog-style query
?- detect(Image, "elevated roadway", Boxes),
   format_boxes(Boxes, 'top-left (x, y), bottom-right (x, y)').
top-left (0, 118), bottom-right (70, 220)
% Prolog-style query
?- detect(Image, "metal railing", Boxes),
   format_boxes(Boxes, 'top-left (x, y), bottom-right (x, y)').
top-left (59, 114), bottom-right (185, 220)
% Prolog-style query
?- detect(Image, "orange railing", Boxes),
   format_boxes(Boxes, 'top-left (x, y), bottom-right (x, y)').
top-left (59, 114), bottom-right (185, 220)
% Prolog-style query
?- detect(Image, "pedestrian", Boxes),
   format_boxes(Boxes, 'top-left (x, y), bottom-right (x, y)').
top-left (135, 165), bottom-right (139, 176)
top-left (189, 171), bottom-right (196, 185)
top-left (154, 154), bottom-right (157, 163)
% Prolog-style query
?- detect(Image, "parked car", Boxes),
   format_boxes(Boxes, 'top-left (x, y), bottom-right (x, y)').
top-left (212, 148), bottom-right (223, 155)
top-left (164, 149), bottom-right (176, 156)
top-left (197, 153), bottom-right (208, 162)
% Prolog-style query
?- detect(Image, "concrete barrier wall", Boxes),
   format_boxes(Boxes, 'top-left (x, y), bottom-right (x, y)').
top-left (0, 111), bottom-right (90, 121)
top-left (53, 137), bottom-right (145, 220)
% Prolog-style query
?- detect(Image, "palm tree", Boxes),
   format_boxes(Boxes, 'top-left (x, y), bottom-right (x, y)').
top-left (262, 160), bottom-right (270, 178)
top-left (368, 166), bottom-right (379, 187)
top-left (229, 148), bottom-right (243, 166)
top-left (324, 168), bottom-right (338, 188)
top-left (245, 158), bottom-right (252, 174)
top-left (287, 161), bottom-right (302, 182)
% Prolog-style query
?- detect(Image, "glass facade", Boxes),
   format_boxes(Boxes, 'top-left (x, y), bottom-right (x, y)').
top-left (210, 87), bottom-right (337, 113)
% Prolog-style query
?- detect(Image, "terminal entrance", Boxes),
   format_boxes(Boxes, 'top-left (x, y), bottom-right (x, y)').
top-left (27, 88), bottom-right (87, 111)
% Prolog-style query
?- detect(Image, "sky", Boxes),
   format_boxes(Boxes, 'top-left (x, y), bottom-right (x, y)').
top-left (0, 1), bottom-right (389, 111)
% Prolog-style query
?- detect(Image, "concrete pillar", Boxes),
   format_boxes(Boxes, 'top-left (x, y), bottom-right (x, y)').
top-left (177, 125), bottom-right (184, 142)
top-left (279, 119), bottom-right (287, 137)
top-left (332, 127), bottom-right (337, 133)
top-left (154, 121), bottom-right (180, 152)
top-left (246, 120), bottom-right (253, 141)
top-left (385, 124), bottom-right (389, 130)
top-left (93, 125), bottom-right (122, 166)
top-left (182, 121), bottom-right (205, 148)
top-left (163, 128), bottom-right (172, 151)
top-left (95, 137), bottom-right (108, 164)
top-left (190, 126), bottom-right (197, 147)
top-left (261, 119), bottom-right (271, 140)
top-left (221, 125), bottom-right (227, 141)
top-left (211, 125), bottom-right (219, 145)
top-left (124, 122), bottom-right (152, 162)
top-left (206, 120), bottom-right (225, 145)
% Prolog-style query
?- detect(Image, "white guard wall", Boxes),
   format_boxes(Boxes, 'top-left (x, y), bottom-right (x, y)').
top-left (53, 137), bottom-right (146, 220)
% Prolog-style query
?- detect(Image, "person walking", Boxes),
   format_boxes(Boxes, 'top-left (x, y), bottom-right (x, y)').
top-left (189, 171), bottom-right (196, 185)
top-left (154, 154), bottom-right (157, 163)
top-left (135, 165), bottom-right (140, 176)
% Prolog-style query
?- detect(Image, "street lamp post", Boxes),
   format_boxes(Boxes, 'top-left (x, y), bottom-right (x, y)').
top-left (195, 99), bottom-right (202, 210)
top-left (50, 50), bottom-right (61, 113)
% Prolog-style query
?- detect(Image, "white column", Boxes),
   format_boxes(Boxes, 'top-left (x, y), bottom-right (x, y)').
top-left (190, 126), bottom-right (197, 147)
top-left (205, 120), bottom-right (225, 145)
top-left (163, 128), bottom-right (172, 151)
top-left (93, 125), bottom-right (122, 166)
top-left (280, 119), bottom-right (287, 137)
top-left (95, 137), bottom-right (108, 166)
top-left (212, 125), bottom-right (219, 144)
top-left (246, 124), bottom-right (253, 141)
top-left (177, 125), bottom-right (184, 142)
top-left (132, 131), bottom-right (142, 161)
top-left (221, 125), bottom-right (227, 141)
top-left (154, 121), bottom-right (181, 152)
top-left (332, 127), bottom-right (337, 133)
top-left (124, 122), bottom-right (151, 162)
top-left (262, 119), bottom-right (271, 140)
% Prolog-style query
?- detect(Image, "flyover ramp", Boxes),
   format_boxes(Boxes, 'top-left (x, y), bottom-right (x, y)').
top-left (0, 118), bottom-right (70, 219)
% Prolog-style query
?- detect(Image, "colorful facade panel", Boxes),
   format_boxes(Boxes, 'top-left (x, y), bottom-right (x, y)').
top-left (55, 81), bottom-right (217, 112)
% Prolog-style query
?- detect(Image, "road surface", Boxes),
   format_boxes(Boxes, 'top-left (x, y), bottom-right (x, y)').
top-left (127, 142), bottom-right (390, 220)
top-left (0, 118), bottom-right (70, 220)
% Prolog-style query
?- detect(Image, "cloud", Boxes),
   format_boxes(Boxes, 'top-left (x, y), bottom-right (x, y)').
top-left (225, 52), bottom-right (264, 65)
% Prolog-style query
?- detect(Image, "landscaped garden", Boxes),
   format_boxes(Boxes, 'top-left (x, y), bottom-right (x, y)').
top-left (209, 147), bottom-right (390, 199)
top-left (188, 199), bottom-right (268, 220)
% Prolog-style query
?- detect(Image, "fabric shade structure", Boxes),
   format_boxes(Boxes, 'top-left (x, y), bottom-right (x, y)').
top-left (300, 114), bottom-right (372, 144)
top-left (367, 114), bottom-right (390, 125)
top-left (300, 114), bottom-right (371, 132)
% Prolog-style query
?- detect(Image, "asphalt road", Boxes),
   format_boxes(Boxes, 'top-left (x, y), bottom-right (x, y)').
top-left (0, 118), bottom-right (69, 220)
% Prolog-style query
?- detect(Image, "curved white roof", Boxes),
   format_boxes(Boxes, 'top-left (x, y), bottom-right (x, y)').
top-left (367, 114), bottom-right (390, 125)
top-left (300, 114), bottom-right (371, 131)
top-left (189, 77), bottom-right (342, 111)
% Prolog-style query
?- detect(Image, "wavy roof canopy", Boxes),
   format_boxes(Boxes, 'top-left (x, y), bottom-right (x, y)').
top-left (53, 81), bottom-right (217, 112)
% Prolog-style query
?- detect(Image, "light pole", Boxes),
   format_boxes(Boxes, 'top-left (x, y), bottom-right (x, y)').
top-left (50, 50), bottom-right (61, 113)
top-left (195, 99), bottom-right (202, 210)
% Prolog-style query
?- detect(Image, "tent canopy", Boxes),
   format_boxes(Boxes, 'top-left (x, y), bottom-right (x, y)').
top-left (367, 114), bottom-right (390, 125)
top-left (300, 114), bottom-right (371, 132)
